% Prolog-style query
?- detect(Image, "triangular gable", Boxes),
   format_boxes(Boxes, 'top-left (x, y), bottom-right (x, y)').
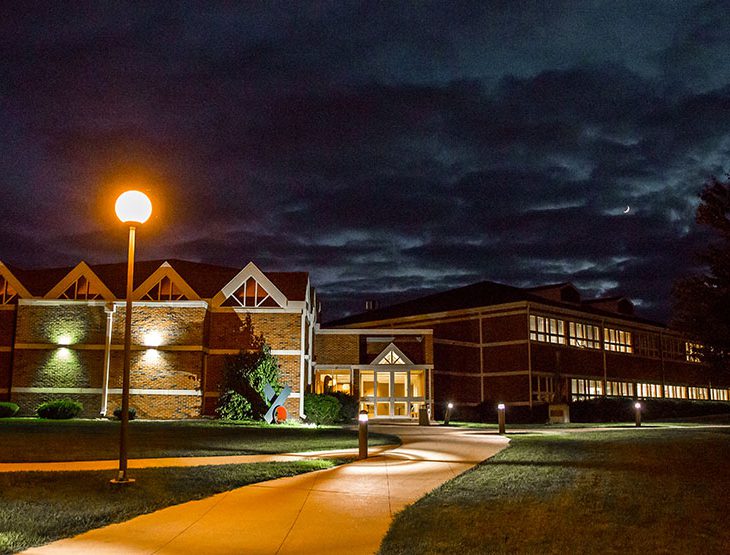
top-left (44, 262), bottom-right (115, 301)
top-left (211, 262), bottom-right (288, 308)
top-left (132, 261), bottom-right (200, 301)
top-left (0, 262), bottom-right (32, 304)
top-left (371, 343), bottom-right (413, 366)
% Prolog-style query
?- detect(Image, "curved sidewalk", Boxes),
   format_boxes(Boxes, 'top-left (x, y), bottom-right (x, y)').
top-left (23, 425), bottom-right (509, 555)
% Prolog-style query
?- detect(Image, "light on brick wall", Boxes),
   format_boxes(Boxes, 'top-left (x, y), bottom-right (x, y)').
top-left (57, 334), bottom-right (73, 346)
top-left (143, 348), bottom-right (160, 362)
top-left (143, 331), bottom-right (163, 348)
top-left (57, 347), bottom-right (72, 360)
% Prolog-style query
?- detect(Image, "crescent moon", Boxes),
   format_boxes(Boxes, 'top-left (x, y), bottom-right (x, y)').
top-left (623, 206), bottom-right (631, 214)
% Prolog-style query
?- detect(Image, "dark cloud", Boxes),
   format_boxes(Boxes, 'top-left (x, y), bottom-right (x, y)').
top-left (1, 1), bottom-right (728, 322)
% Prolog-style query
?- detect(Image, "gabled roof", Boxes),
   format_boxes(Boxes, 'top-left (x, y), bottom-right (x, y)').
top-left (0, 259), bottom-right (309, 302)
top-left (328, 279), bottom-right (662, 328)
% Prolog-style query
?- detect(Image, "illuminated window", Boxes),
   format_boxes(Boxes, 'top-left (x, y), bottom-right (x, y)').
top-left (687, 386), bottom-right (709, 400)
top-left (570, 378), bottom-right (603, 400)
top-left (710, 388), bottom-right (729, 401)
top-left (568, 321), bottom-right (600, 349)
top-left (635, 333), bottom-right (660, 359)
top-left (606, 380), bottom-right (633, 397)
top-left (636, 382), bottom-right (661, 399)
top-left (530, 315), bottom-right (566, 344)
top-left (141, 276), bottom-right (189, 301)
top-left (604, 327), bottom-right (633, 353)
top-left (0, 276), bottom-right (18, 304)
top-left (685, 342), bottom-right (702, 363)
top-left (61, 276), bottom-right (102, 300)
top-left (224, 277), bottom-right (280, 308)
top-left (664, 385), bottom-right (687, 399)
top-left (314, 370), bottom-right (351, 394)
top-left (381, 350), bottom-right (404, 364)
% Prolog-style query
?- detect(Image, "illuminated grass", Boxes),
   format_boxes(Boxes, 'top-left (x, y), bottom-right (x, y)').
top-left (0, 459), bottom-right (341, 554)
top-left (0, 419), bottom-right (398, 462)
top-left (380, 429), bottom-right (730, 554)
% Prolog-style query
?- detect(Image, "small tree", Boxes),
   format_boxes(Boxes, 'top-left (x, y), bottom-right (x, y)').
top-left (673, 176), bottom-right (730, 374)
top-left (217, 344), bottom-right (283, 420)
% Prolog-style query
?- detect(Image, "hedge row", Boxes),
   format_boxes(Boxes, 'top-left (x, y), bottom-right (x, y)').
top-left (304, 393), bottom-right (359, 425)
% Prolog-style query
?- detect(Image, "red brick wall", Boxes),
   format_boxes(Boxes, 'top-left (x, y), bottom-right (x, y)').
top-left (435, 343), bottom-right (480, 374)
top-left (208, 311), bottom-right (301, 350)
top-left (482, 314), bottom-right (527, 343)
top-left (484, 344), bottom-right (528, 373)
top-left (315, 334), bottom-right (359, 364)
top-left (433, 319), bottom-right (480, 342)
top-left (111, 305), bottom-right (206, 346)
top-left (16, 304), bottom-right (107, 345)
top-left (434, 372), bottom-right (481, 405)
top-left (483, 374), bottom-right (530, 404)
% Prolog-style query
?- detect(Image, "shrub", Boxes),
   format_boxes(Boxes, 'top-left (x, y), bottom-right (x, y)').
top-left (0, 402), bottom-right (20, 418)
top-left (216, 390), bottom-right (253, 420)
top-left (304, 394), bottom-right (341, 425)
top-left (36, 399), bottom-right (83, 419)
top-left (112, 407), bottom-right (137, 421)
top-left (330, 392), bottom-right (358, 422)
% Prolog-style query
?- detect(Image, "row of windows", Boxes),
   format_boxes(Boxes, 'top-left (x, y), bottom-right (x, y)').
top-left (530, 314), bottom-right (702, 362)
top-left (570, 379), bottom-right (728, 401)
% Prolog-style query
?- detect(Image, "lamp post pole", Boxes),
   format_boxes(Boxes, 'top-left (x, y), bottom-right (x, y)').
top-left (114, 225), bottom-right (136, 484)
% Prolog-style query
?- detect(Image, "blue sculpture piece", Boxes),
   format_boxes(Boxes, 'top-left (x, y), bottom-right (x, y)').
top-left (263, 383), bottom-right (292, 423)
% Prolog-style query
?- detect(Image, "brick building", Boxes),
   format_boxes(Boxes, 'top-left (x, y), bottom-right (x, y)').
top-left (0, 259), bottom-right (316, 419)
top-left (329, 281), bottom-right (730, 413)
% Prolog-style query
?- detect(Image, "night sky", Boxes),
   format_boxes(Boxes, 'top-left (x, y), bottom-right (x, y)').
top-left (3, 2), bottom-right (730, 321)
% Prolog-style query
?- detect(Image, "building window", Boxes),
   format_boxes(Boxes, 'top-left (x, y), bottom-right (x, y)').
top-left (571, 378), bottom-right (603, 400)
top-left (688, 386), bottom-right (709, 400)
top-left (568, 321), bottom-right (600, 349)
top-left (604, 327), bottom-right (633, 353)
top-left (635, 333), bottom-right (660, 359)
top-left (606, 380), bottom-right (633, 397)
top-left (710, 388), bottom-right (729, 401)
top-left (0, 276), bottom-right (18, 304)
top-left (664, 385), bottom-right (687, 399)
top-left (530, 315), bottom-right (566, 344)
top-left (685, 342), bottom-right (702, 363)
top-left (636, 382), bottom-right (661, 399)
top-left (533, 375), bottom-right (556, 402)
top-left (61, 276), bottom-right (102, 300)
top-left (141, 276), bottom-right (189, 301)
top-left (662, 336), bottom-right (685, 361)
top-left (314, 370), bottom-right (351, 394)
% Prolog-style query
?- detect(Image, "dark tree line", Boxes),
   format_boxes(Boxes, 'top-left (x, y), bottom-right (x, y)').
top-left (673, 176), bottom-right (730, 374)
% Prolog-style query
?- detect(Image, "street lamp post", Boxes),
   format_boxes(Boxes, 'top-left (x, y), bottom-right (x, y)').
top-left (111, 191), bottom-right (152, 485)
top-left (634, 401), bottom-right (642, 427)
top-left (497, 403), bottom-right (506, 434)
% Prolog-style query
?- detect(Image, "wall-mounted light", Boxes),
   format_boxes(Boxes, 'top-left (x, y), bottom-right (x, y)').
top-left (57, 347), bottom-right (71, 360)
top-left (57, 334), bottom-right (73, 346)
top-left (143, 331), bottom-right (163, 348)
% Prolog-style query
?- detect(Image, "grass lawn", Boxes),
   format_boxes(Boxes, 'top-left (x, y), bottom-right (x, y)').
top-left (0, 459), bottom-right (342, 555)
top-left (0, 419), bottom-right (399, 462)
top-left (380, 428), bottom-right (730, 554)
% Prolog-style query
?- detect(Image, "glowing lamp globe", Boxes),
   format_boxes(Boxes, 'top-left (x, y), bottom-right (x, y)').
top-left (115, 191), bottom-right (152, 224)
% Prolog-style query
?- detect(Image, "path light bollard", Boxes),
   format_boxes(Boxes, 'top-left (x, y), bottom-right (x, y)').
top-left (444, 402), bottom-right (454, 426)
top-left (497, 403), bottom-right (506, 434)
top-left (634, 401), bottom-right (642, 427)
top-left (358, 410), bottom-right (369, 459)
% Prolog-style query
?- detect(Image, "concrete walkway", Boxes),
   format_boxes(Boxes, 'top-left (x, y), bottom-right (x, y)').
top-left (23, 425), bottom-right (508, 555)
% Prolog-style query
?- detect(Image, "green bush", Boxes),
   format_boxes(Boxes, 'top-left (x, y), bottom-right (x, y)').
top-left (0, 402), bottom-right (20, 418)
top-left (216, 390), bottom-right (253, 420)
top-left (330, 392), bottom-right (358, 422)
top-left (304, 394), bottom-right (341, 425)
top-left (36, 399), bottom-right (83, 419)
top-left (112, 407), bottom-right (137, 421)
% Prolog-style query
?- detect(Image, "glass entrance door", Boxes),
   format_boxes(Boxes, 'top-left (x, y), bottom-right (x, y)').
top-left (360, 369), bottom-right (427, 418)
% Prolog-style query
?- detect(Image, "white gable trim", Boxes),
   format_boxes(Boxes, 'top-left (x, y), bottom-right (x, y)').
top-left (0, 262), bottom-right (32, 299)
top-left (44, 262), bottom-right (115, 301)
top-left (211, 261), bottom-right (288, 308)
top-left (371, 342), bottom-right (413, 365)
top-left (132, 261), bottom-right (201, 301)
